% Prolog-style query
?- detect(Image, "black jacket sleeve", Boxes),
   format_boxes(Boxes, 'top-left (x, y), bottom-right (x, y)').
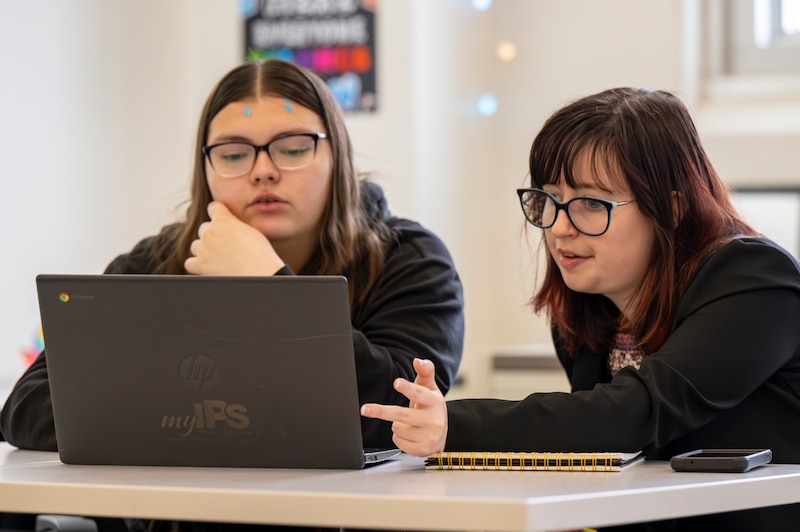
top-left (0, 350), bottom-right (56, 450)
top-left (445, 239), bottom-right (800, 463)
top-left (352, 217), bottom-right (464, 448)
top-left (1, 216), bottom-right (464, 451)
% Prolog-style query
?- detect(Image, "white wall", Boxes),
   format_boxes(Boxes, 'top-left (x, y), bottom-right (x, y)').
top-left (0, 0), bottom-right (241, 390)
top-left (1, 0), bottom-right (798, 401)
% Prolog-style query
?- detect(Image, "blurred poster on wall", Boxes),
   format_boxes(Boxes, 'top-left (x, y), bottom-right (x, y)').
top-left (243, 0), bottom-right (377, 113)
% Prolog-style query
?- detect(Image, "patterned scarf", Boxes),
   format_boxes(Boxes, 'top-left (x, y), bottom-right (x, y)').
top-left (608, 331), bottom-right (645, 377)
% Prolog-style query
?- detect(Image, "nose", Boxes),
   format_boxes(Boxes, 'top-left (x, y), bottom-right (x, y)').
top-left (548, 206), bottom-right (578, 237)
top-left (250, 149), bottom-right (280, 183)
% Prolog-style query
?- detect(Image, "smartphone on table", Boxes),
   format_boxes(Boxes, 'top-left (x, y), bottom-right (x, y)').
top-left (670, 449), bottom-right (772, 473)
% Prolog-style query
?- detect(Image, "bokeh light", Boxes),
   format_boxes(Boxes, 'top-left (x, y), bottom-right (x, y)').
top-left (477, 94), bottom-right (498, 116)
top-left (496, 40), bottom-right (517, 62)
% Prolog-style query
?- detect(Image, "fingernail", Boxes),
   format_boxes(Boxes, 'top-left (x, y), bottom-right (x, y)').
top-left (360, 405), bottom-right (370, 416)
top-left (394, 378), bottom-right (404, 389)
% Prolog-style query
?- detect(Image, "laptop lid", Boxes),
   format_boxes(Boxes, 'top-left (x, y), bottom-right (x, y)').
top-left (36, 274), bottom-right (398, 469)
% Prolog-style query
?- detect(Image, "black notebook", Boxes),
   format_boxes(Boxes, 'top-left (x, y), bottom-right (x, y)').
top-left (426, 451), bottom-right (644, 472)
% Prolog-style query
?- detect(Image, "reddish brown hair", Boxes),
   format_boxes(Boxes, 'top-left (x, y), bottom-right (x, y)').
top-left (529, 87), bottom-right (756, 355)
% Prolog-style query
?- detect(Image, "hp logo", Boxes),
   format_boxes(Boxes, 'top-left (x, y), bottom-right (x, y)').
top-left (179, 354), bottom-right (219, 390)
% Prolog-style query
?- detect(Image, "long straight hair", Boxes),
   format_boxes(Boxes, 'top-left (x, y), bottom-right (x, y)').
top-left (529, 87), bottom-right (756, 354)
top-left (149, 59), bottom-right (393, 306)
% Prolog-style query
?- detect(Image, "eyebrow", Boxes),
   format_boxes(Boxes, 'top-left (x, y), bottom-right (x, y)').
top-left (575, 186), bottom-right (613, 196)
top-left (207, 134), bottom-right (252, 144)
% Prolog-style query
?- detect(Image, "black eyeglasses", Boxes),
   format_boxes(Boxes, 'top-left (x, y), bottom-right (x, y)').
top-left (202, 133), bottom-right (328, 178)
top-left (517, 188), bottom-right (636, 236)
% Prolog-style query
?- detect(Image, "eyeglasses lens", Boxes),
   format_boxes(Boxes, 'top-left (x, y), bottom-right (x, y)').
top-left (525, 191), bottom-right (552, 227)
top-left (522, 190), bottom-right (609, 236)
top-left (209, 144), bottom-right (254, 177)
top-left (268, 135), bottom-right (317, 170)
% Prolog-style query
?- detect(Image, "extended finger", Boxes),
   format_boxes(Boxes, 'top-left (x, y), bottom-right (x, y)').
top-left (412, 358), bottom-right (439, 392)
top-left (360, 403), bottom-right (400, 423)
top-left (360, 403), bottom-right (422, 424)
top-left (393, 377), bottom-right (440, 406)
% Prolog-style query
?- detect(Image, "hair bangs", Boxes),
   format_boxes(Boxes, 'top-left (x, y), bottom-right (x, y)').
top-left (530, 109), bottom-right (627, 195)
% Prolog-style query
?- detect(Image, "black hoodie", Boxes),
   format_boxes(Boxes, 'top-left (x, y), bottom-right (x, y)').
top-left (1, 182), bottom-right (465, 450)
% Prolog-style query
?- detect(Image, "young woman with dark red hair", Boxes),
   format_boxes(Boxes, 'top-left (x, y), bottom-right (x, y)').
top-left (363, 87), bottom-right (800, 531)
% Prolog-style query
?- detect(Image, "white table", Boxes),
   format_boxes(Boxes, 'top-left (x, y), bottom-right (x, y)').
top-left (2, 443), bottom-right (800, 531)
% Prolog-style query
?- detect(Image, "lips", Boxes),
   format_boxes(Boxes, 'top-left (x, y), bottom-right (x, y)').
top-left (557, 249), bottom-right (588, 269)
top-left (247, 194), bottom-right (288, 214)
top-left (249, 194), bottom-right (285, 207)
top-left (250, 194), bottom-right (286, 208)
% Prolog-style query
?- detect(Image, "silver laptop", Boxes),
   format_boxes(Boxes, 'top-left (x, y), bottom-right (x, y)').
top-left (36, 274), bottom-right (399, 469)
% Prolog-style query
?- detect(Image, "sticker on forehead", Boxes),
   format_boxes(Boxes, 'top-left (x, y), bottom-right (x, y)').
top-left (243, 107), bottom-right (253, 118)
top-left (282, 96), bottom-right (293, 112)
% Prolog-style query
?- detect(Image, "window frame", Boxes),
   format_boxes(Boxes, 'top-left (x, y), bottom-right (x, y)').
top-left (725, 0), bottom-right (800, 75)
top-left (702, 0), bottom-right (800, 102)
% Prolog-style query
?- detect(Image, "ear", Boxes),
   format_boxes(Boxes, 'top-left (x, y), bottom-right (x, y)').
top-left (672, 191), bottom-right (685, 228)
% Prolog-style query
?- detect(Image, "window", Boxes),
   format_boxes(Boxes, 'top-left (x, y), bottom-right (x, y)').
top-left (725, 0), bottom-right (800, 75)
top-left (702, 0), bottom-right (800, 102)
top-left (691, 1), bottom-right (800, 184)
